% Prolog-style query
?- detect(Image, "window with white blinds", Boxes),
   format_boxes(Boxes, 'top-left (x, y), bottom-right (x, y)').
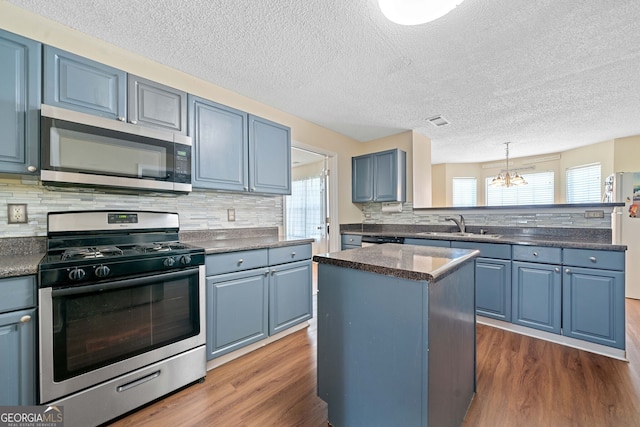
top-left (485, 171), bottom-right (554, 205)
top-left (566, 163), bottom-right (602, 203)
top-left (452, 177), bottom-right (477, 207)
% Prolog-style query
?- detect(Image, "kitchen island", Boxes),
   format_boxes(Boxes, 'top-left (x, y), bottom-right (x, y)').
top-left (314, 243), bottom-right (479, 427)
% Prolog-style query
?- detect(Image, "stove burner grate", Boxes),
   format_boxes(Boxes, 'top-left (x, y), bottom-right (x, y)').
top-left (61, 246), bottom-right (124, 261)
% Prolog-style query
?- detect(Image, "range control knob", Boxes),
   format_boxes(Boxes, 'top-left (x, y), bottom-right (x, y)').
top-left (95, 265), bottom-right (111, 278)
top-left (68, 268), bottom-right (86, 281)
top-left (163, 257), bottom-right (176, 267)
top-left (180, 255), bottom-right (192, 265)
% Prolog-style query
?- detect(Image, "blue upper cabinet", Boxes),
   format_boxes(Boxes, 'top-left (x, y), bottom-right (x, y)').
top-left (43, 46), bottom-right (126, 120)
top-left (352, 148), bottom-right (406, 202)
top-left (127, 74), bottom-right (187, 134)
top-left (248, 115), bottom-right (291, 195)
top-left (189, 96), bottom-right (291, 195)
top-left (0, 30), bottom-right (41, 175)
top-left (189, 95), bottom-right (249, 191)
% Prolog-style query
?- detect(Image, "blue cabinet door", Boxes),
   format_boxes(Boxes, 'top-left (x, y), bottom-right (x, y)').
top-left (128, 74), bottom-right (187, 134)
top-left (248, 115), bottom-right (291, 195)
top-left (512, 261), bottom-right (561, 334)
top-left (269, 260), bottom-right (312, 335)
top-left (476, 258), bottom-right (512, 321)
top-left (189, 95), bottom-right (248, 191)
top-left (44, 46), bottom-right (126, 120)
top-left (206, 268), bottom-right (269, 360)
top-left (0, 308), bottom-right (36, 405)
top-left (562, 267), bottom-right (625, 349)
top-left (373, 149), bottom-right (406, 202)
top-left (352, 154), bottom-right (373, 202)
top-left (0, 30), bottom-right (40, 175)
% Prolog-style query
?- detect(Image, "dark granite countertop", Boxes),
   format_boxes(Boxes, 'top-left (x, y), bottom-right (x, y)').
top-left (185, 235), bottom-right (315, 254)
top-left (0, 253), bottom-right (44, 279)
top-left (313, 244), bottom-right (479, 282)
top-left (340, 225), bottom-right (626, 251)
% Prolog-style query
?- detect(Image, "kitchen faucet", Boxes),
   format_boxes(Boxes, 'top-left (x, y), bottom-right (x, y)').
top-left (445, 215), bottom-right (465, 233)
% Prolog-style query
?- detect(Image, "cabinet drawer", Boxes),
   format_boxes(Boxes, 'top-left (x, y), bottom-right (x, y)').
top-left (0, 276), bottom-right (36, 314)
top-left (451, 241), bottom-right (511, 259)
top-left (341, 234), bottom-right (362, 246)
top-left (269, 244), bottom-right (312, 265)
top-left (205, 249), bottom-right (268, 276)
top-left (563, 248), bottom-right (624, 270)
top-left (512, 245), bottom-right (561, 264)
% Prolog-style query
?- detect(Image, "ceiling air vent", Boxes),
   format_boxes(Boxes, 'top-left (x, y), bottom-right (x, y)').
top-left (427, 115), bottom-right (449, 127)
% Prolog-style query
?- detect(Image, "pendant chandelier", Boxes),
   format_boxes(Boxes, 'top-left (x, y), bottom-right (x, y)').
top-left (489, 142), bottom-right (527, 188)
top-left (378, 0), bottom-right (463, 25)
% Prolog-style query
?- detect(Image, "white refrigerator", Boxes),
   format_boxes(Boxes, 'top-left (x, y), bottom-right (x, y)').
top-left (612, 172), bottom-right (640, 299)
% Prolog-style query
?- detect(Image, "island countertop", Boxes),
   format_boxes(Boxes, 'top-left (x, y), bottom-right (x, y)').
top-left (313, 243), bottom-right (479, 282)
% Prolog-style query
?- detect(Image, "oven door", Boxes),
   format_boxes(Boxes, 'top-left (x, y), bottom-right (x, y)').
top-left (39, 265), bottom-right (205, 403)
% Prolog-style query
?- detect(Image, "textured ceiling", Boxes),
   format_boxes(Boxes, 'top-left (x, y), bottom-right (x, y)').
top-left (7, 0), bottom-right (640, 164)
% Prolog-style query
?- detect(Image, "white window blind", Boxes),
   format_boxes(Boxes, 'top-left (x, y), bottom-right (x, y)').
top-left (452, 177), bottom-right (477, 207)
top-left (285, 176), bottom-right (322, 241)
top-left (566, 163), bottom-right (601, 203)
top-left (486, 171), bottom-right (554, 206)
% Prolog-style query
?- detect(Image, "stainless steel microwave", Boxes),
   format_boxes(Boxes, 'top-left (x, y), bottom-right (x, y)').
top-left (40, 104), bottom-right (192, 194)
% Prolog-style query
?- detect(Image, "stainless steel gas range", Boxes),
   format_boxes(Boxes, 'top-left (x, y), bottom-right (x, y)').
top-left (37, 211), bottom-right (206, 427)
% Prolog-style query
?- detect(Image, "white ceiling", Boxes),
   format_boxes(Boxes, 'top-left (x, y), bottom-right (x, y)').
top-left (8, 0), bottom-right (640, 164)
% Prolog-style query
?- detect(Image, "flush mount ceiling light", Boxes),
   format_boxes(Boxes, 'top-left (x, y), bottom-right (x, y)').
top-left (490, 142), bottom-right (528, 188)
top-left (378, 0), bottom-right (464, 25)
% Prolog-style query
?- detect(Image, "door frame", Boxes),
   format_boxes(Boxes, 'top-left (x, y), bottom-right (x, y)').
top-left (290, 140), bottom-right (340, 253)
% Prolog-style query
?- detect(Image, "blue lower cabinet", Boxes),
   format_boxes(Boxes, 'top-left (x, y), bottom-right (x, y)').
top-left (206, 268), bottom-right (269, 360)
top-left (512, 261), bottom-right (562, 334)
top-left (269, 260), bottom-right (312, 335)
top-left (562, 267), bottom-right (625, 349)
top-left (476, 258), bottom-right (511, 321)
top-left (0, 308), bottom-right (36, 405)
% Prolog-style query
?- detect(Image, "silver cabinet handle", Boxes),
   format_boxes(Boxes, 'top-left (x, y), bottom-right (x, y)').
top-left (589, 256), bottom-right (597, 263)
top-left (237, 259), bottom-right (244, 265)
top-left (565, 268), bottom-right (571, 274)
top-left (129, 120), bottom-right (138, 125)
top-left (27, 165), bottom-right (37, 172)
top-left (20, 315), bottom-right (31, 323)
top-left (291, 251), bottom-right (296, 257)
top-left (264, 270), bottom-right (270, 276)
top-left (554, 268), bottom-right (560, 273)
top-left (251, 187), bottom-right (256, 192)
top-left (117, 116), bottom-right (126, 122)
top-left (533, 252), bottom-right (539, 257)
top-left (271, 269), bottom-right (276, 275)
top-left (243, 186), bottom-right (249, 191)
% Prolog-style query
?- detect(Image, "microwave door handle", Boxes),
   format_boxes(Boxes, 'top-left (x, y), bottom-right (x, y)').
top-left (51, 268), bottom-right (198, 297)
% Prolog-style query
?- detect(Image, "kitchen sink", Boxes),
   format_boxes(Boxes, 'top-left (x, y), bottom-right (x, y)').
top-left (417, 231), bottom-right (502, 239)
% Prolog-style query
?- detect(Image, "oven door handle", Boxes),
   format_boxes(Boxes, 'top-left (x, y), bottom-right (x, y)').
top-left (51, 268), bottom-right (199, 297)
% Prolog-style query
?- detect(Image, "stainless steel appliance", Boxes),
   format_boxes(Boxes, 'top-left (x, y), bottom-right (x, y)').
top-left (38, 211), bottom-right (206, 427)
top-left (612, 172), bottom-right (640, 299)
top-left (40, 104), bottom-right (192, 194)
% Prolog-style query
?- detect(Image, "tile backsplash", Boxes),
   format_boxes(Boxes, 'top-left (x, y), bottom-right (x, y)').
top-left (358, 202), bottom-right (612, 228)
top-left (1, 177), bottom-right (283, 237)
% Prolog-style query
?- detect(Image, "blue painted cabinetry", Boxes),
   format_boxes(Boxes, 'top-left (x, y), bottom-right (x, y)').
top-left (0, 276), bottom-right (37, 405)
top-left (44, 46), bottom-right (126, 120)
top-left (352, 149), bottom-right (406, 202)
top-left (341, 234), bottom-right (362, 250)
top-left (562, 249), bottom-right (625, 349)
top-left (0, 30), bottom-right (40, 175)
top-left (189, 96), bottom-right (291, 194)
top-left (205, 244), bottom-right (312, 360)
top-left (452, 241), bottom-right (512, 321)
top-left (127, 74), bottom-right (187, 134)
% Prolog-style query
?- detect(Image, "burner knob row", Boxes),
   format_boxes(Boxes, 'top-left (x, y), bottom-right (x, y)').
top-left (163, 255), bottom-right (192, 267)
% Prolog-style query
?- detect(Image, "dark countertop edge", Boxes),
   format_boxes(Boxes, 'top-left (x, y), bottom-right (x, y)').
top-left (411, 202), bottom-right (624, 211)
top-left (186, 237), bottom-right (315, 255)
top-left (340, 230), bottom-right (626, 251)
top-left (313, 248), bottom-right (479, 282)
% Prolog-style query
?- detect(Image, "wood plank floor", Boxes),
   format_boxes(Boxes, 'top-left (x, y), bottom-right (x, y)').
top-left (109, 298), bottom-right (640, 427)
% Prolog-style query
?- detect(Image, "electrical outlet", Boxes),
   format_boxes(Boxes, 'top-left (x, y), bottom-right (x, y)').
top-left (584, 210), bottom-right (604, 219)
top-left (8, 204), bottom-right (28, 224)
top-left (227, 208), bottom-right (236, 222)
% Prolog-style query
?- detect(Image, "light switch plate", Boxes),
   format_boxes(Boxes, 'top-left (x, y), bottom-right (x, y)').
top-left (584, 210), bottom-right (604, 218)
top-left (8, 204), bottom-right (28, 224)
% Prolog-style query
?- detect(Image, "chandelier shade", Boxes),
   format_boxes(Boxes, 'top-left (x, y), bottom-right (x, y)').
top-left (489, 142), bottom-right (528, 188)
